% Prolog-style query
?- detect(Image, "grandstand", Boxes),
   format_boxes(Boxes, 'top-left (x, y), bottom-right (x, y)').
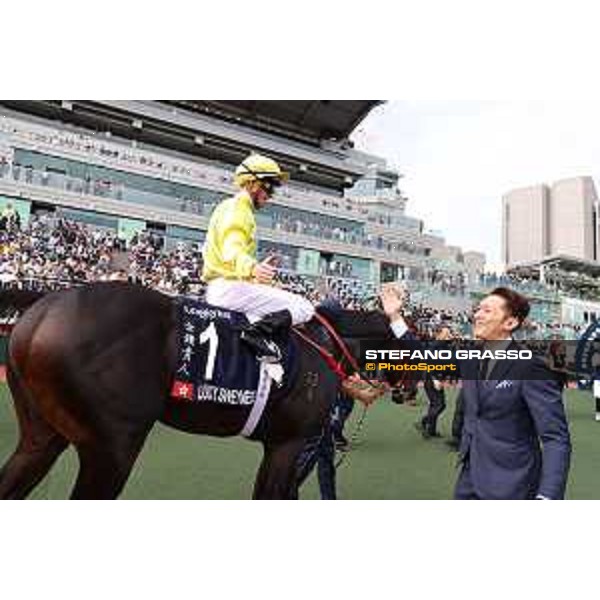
top-left (503, 255), bottom-right (600, 333)
top-left (4, 100), bottom-right (600, 342)
top-left (0, 100), bottom-right (483, 307)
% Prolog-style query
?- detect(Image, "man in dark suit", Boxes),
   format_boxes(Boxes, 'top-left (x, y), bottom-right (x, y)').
top-left (446, 387), bottom-right (465, 451)
top-left (380, 285), bottom-right (571, 500)
top-left (416, 373), bottom-right (446, 438)
top-left (416, 326), bottom-right (453, 439)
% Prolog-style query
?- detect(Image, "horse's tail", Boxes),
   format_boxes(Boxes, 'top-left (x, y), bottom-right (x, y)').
top-left (0, 287), bottom-right (47, 328)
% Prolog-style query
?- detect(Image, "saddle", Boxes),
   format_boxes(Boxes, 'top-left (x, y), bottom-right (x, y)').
top-left (171, 299), bottom-right (297, 404)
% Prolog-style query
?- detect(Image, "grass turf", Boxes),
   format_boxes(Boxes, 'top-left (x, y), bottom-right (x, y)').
top-left (0, 385), bottom-right (598, 499)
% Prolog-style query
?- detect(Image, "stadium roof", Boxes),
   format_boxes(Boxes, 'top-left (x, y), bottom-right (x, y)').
top-left (161, 101), bottom-right (383, 143)
top-left (0, 100), bottom-right (384, 192)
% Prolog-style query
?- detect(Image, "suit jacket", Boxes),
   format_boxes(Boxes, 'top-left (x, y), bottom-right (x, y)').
top-left (394, 328), bottom-right (572, 499)
top-left (458, 346), bottom-right (571, 499)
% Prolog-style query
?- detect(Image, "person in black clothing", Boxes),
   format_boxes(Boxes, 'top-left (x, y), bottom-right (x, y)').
top-left (415, 326), bottom-right (453, 439)
top-left (446, 387), bottom-right (465, 450)
top-left (331, 393), bottom-right (354, 449)
top-left (295, 391), bottom-right (354, 499)
top-left (416, 374), bottom-right (446, 438)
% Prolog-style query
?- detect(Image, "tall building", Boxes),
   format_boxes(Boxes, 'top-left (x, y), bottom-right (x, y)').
top-left (502, 184), bottom-right (550, 266)
top-left (503, 176), bottom-right (598, 267)
top-left (549, 177), bottom-right (597, 260)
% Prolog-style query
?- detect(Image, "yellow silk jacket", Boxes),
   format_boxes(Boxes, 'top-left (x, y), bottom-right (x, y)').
top-left (202, 191), bottom-right (257, 282)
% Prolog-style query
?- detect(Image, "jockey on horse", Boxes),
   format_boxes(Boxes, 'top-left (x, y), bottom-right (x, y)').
top-left (203, 152), bottom-right (314, 364)
top-left (202, 152), bottom-right (383, 404)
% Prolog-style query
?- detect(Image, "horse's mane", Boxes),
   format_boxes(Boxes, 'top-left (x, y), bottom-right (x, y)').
top-left (316, 307), bottom-right (395, 340)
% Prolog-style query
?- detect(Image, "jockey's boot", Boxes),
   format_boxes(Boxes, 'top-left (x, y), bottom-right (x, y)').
top-left (240, 310), bottom-right (292, 363)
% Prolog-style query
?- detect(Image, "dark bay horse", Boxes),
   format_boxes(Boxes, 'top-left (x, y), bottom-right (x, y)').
top-left (0, 282), bottom-right (394, 499)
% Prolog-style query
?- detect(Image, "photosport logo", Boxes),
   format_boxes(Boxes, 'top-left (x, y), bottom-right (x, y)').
top-left (358, 340), bottom-right (582, 381)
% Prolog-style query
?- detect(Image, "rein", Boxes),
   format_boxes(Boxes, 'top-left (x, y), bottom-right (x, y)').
top-left (291, 311), bottom-right (390, 475)
top-left (293, 312), bottom-right (384, 390)
top-left (292, 327), bottom-right (348, 380)
top-left (334, 403), bottom-right (368, 470)
top-left (313, 312), bottom-right (362, 374)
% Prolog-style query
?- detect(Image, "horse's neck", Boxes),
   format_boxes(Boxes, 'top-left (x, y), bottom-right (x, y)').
top-left (301, 318), bottom-right (333, 349)
top-left (320, 309), bottom-right (393, 340)
top-left (302, 308), bottom-right (393, 365)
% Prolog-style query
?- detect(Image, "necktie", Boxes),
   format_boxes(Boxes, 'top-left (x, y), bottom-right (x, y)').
top-left (479, 356), bottom-right (491, 381)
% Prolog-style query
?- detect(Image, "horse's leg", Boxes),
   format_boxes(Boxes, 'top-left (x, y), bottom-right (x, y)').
top-left (65, 386), bottom-right (161, 500)
top-left (0, 434), bottom-right (67, 500)
top-left (70, 429), bottom-right (152, 500)
top-left (252, 438), bottom-right (307, 500)
top-left (0, 365), bottom-right (69, 499)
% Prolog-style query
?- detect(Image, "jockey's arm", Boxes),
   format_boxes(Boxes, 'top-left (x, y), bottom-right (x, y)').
top-left (219, 220), bottom-right (276, 284)
top-left (220, 226), bottom-right (256, 279)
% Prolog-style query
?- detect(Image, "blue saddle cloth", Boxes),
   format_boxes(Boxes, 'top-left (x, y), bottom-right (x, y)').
top-left (171, 298), bottom-right (297, 405)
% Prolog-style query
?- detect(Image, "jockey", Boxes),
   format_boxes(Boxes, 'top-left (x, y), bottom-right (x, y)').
top-left (202, 153), bottom-right (315, 362)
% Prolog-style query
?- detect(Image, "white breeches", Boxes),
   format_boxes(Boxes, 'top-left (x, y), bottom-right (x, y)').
top-left (205, 279), bottom-right (315, 325)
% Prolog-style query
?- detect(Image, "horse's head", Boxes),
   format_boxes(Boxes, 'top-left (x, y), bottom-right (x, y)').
top-left (309, 306), bottom-right (408, 404)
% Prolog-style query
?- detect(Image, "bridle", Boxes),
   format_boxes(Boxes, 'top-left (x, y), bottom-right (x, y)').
top-left (292, 311), bottom-right (388, 471)
top-left (293, 311), bottom-right (387, 390)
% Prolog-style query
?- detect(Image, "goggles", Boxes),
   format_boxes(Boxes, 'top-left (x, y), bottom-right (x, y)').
top-left (259, 178), bottom-right (282, 195)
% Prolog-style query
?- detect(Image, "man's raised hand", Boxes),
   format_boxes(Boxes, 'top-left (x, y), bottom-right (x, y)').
top-left (379, 284), bottom-right (405, 321)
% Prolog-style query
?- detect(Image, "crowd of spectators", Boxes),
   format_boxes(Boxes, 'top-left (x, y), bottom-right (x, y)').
top-left (417, 269), bottom-right (600, 305)
top-left (127, 231), bottom-right (203, 295)
top-left (275, 271), bottom-right (374, 310)
top-left (403, 303), bottom-right (472, 338)
top-left (520, 320), bottom-right (584, 340)
top-left (267, 209), bottom-right (428, 256)
top-left (0, 209), bottom-right (595, 342)
top-left (401, 302), bottom-right (586, 341)
top-left (539, 270), bottom-right (600, 301)
top-left (0, 214), bottom-right (203, 295)
top-left (0, 216), bottom-right (591, 341)
top-left (427, 270), bottom-right (467, 296)
top-left (478, 272), bottom-right (555, 296)
top-left (325, 259), bottom-right (354, 278)
top-left (1, 214), bottom-right (122, 287)
top-left (475, 270), bottom-right (600, 302)
top-left (271, 212), bottom-right (357, 243)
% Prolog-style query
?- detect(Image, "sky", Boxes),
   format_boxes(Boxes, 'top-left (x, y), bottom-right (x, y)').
top-left (351, 101), bottom-right (600, 270)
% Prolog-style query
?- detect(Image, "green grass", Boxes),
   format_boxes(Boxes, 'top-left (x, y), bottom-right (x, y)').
top-left (0, 385), bottom-right (598, 499)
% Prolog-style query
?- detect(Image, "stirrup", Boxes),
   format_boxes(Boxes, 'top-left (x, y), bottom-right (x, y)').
top-left (257, 340), bottom-right (282, 363)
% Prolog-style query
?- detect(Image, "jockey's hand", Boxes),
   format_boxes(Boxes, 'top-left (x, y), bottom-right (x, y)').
top-left (253, 259), bottom-right (277, 284)
top-left (379, 284), bottom-right (405, 321)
